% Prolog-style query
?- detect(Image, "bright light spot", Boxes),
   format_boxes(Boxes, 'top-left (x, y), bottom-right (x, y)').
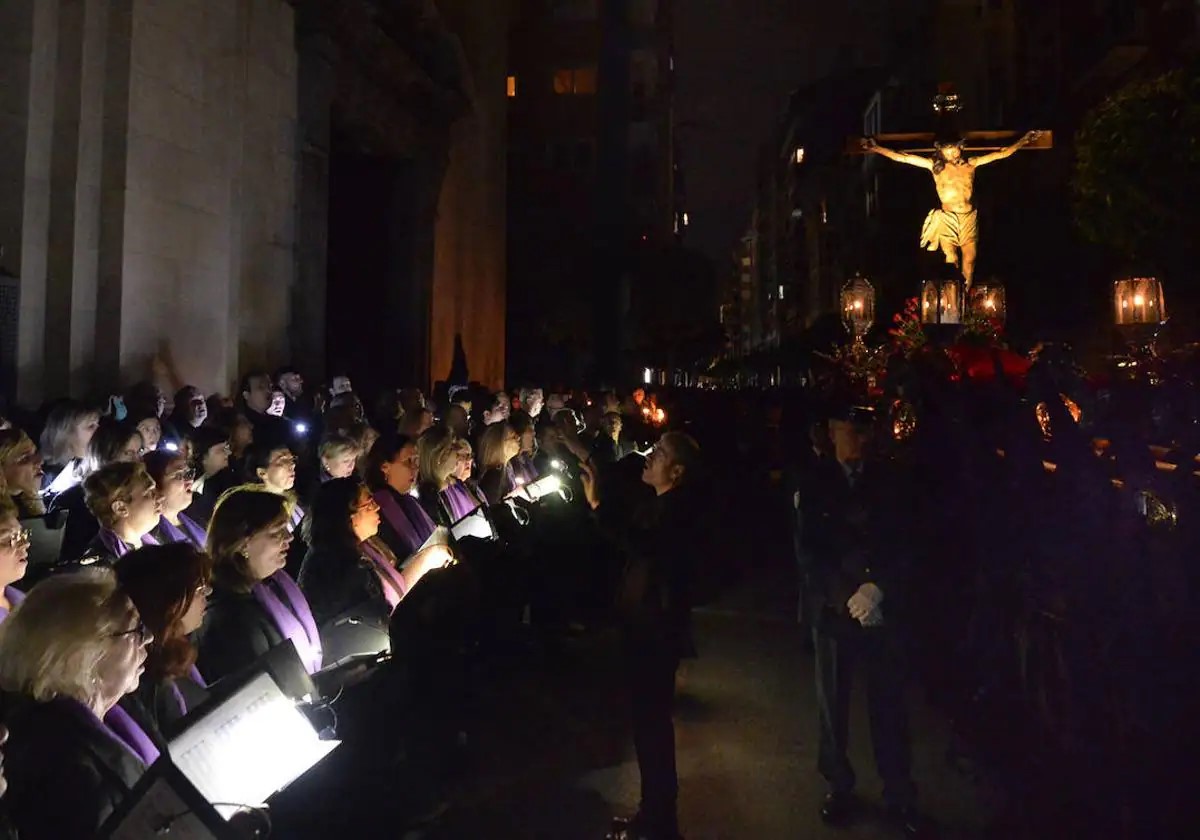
top-left (853, 300), bottom-right (863, 310)
top-left (985, 297), bottom-right (996, 310)
top-left (163, 441), bottom-right (179, 452)
top-left (794, 147), bottom-right (805, 164)
top-left (1133, 294), bottom-right (1145, 306)
top-left (683, 212), bottom-right (690, 226)
top-left (643, 367), bottom-right (653, 384)
top-left (294, 422), bottom-right (308, 435)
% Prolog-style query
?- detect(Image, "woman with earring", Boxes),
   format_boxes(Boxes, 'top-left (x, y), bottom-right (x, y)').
top-left (0, 568), bottom-right (155, 837)
top-left (75, 463), bottom-right (163, 567)
top-left (196, 486), bottom-right (322, 681)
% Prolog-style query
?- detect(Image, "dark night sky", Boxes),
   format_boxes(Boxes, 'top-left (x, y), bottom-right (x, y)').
top-left (675, 1), bottom-right (883, 264)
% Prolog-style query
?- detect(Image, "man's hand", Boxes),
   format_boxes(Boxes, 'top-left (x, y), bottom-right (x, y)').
top-left (860, 137), bottom-right (878, 152)
top-left (579, 459), bottom-right (600, 510)
top-left (846, 582), bottom-right (883, 621)
top-left (1021, 130), bottom-right (1043, 145)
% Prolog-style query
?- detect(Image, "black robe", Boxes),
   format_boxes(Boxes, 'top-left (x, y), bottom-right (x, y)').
top-left (195, 584), bottom-right (285, 683)
top-left (298, 542), bottom-right (392, 630)
top-left (0, 693), bottom-right (147, 839)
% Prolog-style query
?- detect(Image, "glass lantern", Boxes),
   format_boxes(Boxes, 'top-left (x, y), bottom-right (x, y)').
top-left (920, 278), bottom-right (962, 324)
top-left (970, 281), bottom-right (1006, 322)
top-left (840, 274), bottom-right (876, 340)
top-left (1113, 276), bottom-right (1166, 326)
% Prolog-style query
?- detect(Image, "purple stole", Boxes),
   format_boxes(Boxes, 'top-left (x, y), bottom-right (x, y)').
top-left (288, 503), bottom-right (305, 532)
top-left (146, 514), bottom-right (206, 549)
top-left (47, 698), bottom-right (159, 768)
top-left (0, 585), bottom-right (26, 622)
top-left (98, 529), bottom-right (136, 560)
top-left (512, 455), bottom-right (539, 487)
top-left (441, 481), bottom-right (480, 522)
top-left (166, 665), bottom-right (208, 717)
top-left (252, 570), bottom-right (323, 674)
top-left (374, 488), bottom-right (436, 556)
top-left (361, 541), bottom-right (408, 611)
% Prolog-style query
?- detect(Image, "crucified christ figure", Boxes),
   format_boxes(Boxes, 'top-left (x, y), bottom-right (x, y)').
top-left (861, 130), bottom-right (1042, 290)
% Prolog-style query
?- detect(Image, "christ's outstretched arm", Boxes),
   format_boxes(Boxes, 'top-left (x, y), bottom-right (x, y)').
top-left (861, 137), bottom-right (933, 170)
top-left (972, 130), bottom-right (1043, 167)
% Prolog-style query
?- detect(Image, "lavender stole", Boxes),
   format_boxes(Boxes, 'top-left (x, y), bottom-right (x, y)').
top-left (252, 570), bottom-right (323, 674)
top-left (361, 541), bottom-right (408, 611)
top-left (0, 585), bottom-right (26, 622)
top-left (166, 665), bottom-right (209, 717)
top-left (374, 489), bottom-right (435, 556)
top-left (98, 529), bottom-right (136, 560)
top-left (146, 514), bottom-right (207, 549)
top-left (289, 503), bottom-right (305, 532)
top-left (42, 698), bottom-right (158, 771)
top-left (441, 481), bottom-right (480, 522)
top-left (512, 455), bottom-right (540, 487)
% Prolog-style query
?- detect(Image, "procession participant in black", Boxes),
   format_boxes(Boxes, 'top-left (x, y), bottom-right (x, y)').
top-left (581, 432), bottom-right (706, 840)
top-left (796, 406), bottom-right (928, 837)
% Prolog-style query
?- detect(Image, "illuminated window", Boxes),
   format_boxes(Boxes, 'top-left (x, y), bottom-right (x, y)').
top-left (554, 67), bottom-right (597, 95)
top-left (507, 75), bottom-right (517, 98)
top-left (794, 147), bottom-right (805, 164)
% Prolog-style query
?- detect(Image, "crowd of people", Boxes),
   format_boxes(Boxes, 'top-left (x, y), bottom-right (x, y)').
top-left (0, 370), bottom-right (710, 839)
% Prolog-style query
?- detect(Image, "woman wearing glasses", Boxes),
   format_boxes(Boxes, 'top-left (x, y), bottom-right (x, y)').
top-left (115, 544), bottom-right (212, 736)
top-left (0, 497), bottom-right (30, 621)
top-left (0, 568), bottom-right (155, 837)
top-left (75, 463), bottom-right (163, 567)
top-left (142, 450), bottom-right (206, 549)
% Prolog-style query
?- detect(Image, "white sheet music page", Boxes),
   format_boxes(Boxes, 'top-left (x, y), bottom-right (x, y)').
top-left (168, 672), bottom-right (339, 819)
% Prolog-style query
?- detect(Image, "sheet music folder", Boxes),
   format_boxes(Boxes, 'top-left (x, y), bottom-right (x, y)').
top-left (168, 671), bottom-right (338, 819)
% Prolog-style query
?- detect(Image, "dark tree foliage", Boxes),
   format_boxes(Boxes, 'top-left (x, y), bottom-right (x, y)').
top-left (1072, 62), bottom-right (1200, 267)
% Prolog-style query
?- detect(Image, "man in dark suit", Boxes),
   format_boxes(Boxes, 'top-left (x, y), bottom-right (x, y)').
top-left (796, 406), bottom-right (930, 837)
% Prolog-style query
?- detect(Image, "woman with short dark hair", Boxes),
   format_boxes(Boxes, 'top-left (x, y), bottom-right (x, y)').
top-left (77, 462), bottom-right (162, 566)
top-left (141, 450), bottom-right (206, 549)
top-left (195, 487), bottom-right (322, 680)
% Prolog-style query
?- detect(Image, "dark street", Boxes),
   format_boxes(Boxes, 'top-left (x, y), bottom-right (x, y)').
top-left (429, 557), bottom-right (993, 839)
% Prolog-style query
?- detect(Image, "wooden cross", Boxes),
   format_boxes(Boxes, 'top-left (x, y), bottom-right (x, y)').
top-left (845, 129), bottom-right (1053, 156)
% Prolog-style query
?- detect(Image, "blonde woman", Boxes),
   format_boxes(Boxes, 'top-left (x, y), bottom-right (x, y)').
top-left (0, 429), bottom-right (46, 517)
top-left (416, 429), bottom-right (481, 524)
top-left (0, 568), bottom-right (156, 836)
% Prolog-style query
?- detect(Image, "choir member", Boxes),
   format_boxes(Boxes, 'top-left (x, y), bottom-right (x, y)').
top-left (509, 411), bottom-right (541, 485)
top-left (0, 569), bottom-right (155, 837)
top-left (141, 450), bottom-right (206, 549)
top-left (0, 498), bottom-right (29, 621)
top-left (475, 422), bottom-right (521, 505)
top-left (184, 426), bottom-right (233, 526)
top-left (364, 435), bottom-right (437, 558)
top-left (51, 421), bottom-right (145, 564)
top-left (416, 428), bottom-right (481, 524)
top-left (196, 487), bottom-right (323, 680)
top-left (319, 434), bottom-right (361, 482)
top-left (77, 463), bottom-right (162, 566)
top-left (37, 400), bottom-right (100, 496)
top-left (171, 386), bottom-right (209, 433)
top-left (298, 477), bottom-right (410, 629)
top-left (0, 429), bottom-right (45, 517)
top-left (115, 544), bottom-right (212, 736)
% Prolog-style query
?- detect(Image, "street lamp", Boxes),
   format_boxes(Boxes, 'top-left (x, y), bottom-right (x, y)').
top-left (920, 277), bottom-right (962, 325)
top-left (840, 274), bottom-right (876, 343)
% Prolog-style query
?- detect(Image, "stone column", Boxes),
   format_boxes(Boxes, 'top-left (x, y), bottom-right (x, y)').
top-left (293, 16), bottom-right (335, 383)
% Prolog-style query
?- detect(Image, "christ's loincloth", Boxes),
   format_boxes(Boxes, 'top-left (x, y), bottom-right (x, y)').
top-left (920, 208), bottom-right (978, 251)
